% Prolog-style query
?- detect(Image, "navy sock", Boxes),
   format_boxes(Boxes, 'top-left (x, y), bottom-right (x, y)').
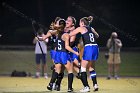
top-left (90, 70), bottom-right (97, 86)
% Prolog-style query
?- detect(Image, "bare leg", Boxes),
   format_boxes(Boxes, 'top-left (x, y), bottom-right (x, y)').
top-left (107, 64), bottom-right (113, 79)
top-left (36, 64), bottom-right (41, 77)
top-left (114, 64), bottom-right (120, 79)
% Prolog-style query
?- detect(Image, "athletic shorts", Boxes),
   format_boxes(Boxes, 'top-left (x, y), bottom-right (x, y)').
top-left (69, 47), bottom-right (79, 62)
top-left (107, 53), bottom-right (121, 64)
top-left (50, 50), bottom-right (56, 60)
top-left (35, 54), bottom-right (46, 64)
top-left (83, 45), bottom-right (99, 61)
top-left (54, 51), bottom-right (70, 65)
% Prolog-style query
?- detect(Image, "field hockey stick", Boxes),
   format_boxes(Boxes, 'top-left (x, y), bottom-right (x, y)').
top-left (3, 2), bottom-right (46, 76)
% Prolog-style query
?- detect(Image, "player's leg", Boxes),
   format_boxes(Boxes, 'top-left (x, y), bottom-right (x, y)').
top-left (88, 61), bottom-right (98, 91)
top-left (55, 65), bottom-right (65, 91)
top-left (71, 47), bottom-right (81, 79)
top-left (65, 61), bottom-right (74, 92)
top-left (47, 52), bottom-right (61, 91)
top-left (47, 63), bottom-right (61, 90)
top-left (79, 59), bottom-right (90, 92)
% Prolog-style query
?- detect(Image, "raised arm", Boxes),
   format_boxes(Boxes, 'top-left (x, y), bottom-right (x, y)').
top-left (69, 27), bottom-right (81, 37)
top-left (91, 27), bottom-right (99, 38)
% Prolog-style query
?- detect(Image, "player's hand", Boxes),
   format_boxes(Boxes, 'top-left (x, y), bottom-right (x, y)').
top-left (75, 52), bottom-right (79, 56)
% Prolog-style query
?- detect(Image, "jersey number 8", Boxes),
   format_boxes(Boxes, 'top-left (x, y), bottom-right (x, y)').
top-left (89, 33), bottom-right (95, 42)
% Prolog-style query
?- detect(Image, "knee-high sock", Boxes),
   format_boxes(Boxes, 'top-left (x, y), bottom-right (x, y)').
top-left (68, 73), bottom-right (74, 89)
top-left (50, 72), bottom-right (58, 84)
top-left (56, 72), bottom-right (64, 86)
top-left (90, 70), bottom-right (97, 86)
top-left (81, 72), bottom-right (89, 87)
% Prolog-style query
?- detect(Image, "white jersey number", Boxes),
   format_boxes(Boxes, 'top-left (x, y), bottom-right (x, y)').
top-left (89, 33), bottom-right (95, 42)
top-left (58, 40), bottom-right (62, 50)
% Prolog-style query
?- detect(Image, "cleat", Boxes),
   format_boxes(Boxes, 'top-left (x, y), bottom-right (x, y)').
top-left (67, 88), bottom-right (74, 92)
top-left (94, 84), bottom-right (99, 91)
top-left (55, 85), bottom-right (60, 91)
top-left (80, 86), bottom-right (90, 92)
top-left (52, 83), bottom-right (56, 90)
top-left (47, 83), bottom-right (53, 91)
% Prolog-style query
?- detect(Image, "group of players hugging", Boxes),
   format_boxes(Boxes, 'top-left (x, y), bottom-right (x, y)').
top-left (38, 16), bottom-right (99, 92)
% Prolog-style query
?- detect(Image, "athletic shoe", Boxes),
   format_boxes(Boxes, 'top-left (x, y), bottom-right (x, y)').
top-left (80, 86), bottom-right (90, 92)
top-left (44, 75), bottom-right (48, 79)
top-left (47, 83), bottom-right (53, 91)
top-left (67, 88), bottom-right (73, 92)
top-left (52, 83), bottom-right (56, 90)
top-left (55, 85), bottom-right (60, 91)
top-left (94, 84), bottom-right (99, 91)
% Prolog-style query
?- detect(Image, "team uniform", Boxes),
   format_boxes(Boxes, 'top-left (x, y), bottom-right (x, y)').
top-left (54, 33), bottom-right (70, 65)
top-left (82, 26), bottom-right (99, 61)
top-left (49, 35), bottom-right (57, 60)
top-left (65, 30), bottom-right (79, 62)
top-left (80, 26), bottom-right (99, 92)
top-left (69, 41), bottom-right (79, 62)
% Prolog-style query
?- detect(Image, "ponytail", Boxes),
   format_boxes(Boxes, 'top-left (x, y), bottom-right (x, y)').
top-left (80, 16), bottom-right (93, 26)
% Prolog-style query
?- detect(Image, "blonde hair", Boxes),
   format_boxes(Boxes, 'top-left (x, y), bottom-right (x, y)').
top-left (80, 16), bottom-right (93, 26)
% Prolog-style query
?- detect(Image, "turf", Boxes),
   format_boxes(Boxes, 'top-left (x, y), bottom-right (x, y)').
top-left (0, 77), bottom-right (140, 93)
top-left (0, 50), bottom-right (140, 76)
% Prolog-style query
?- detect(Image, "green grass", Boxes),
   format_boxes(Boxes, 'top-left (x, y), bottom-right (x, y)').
top-left (0, 77), bottom-right (140, 93)
top-left (0, 50), bottom-right (140, 76)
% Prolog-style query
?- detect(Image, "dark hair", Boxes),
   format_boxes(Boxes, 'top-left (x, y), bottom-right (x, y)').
top-left (68, 16), bottom-right (76, 26)
top-left (80, 16), bottom-right (93, 26)
top-left (54, 19), bottom-right (66, 36)
top-left (54, 17), bottom-right (61, 24)
top-left (37, 28), bottom-right (44, 36)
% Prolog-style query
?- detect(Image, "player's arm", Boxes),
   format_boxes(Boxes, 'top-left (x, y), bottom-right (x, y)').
top-left (91, 27), bottom-right (99, 38)
top-left (69, 27), bottom-right (81, 37)
top-left (40, 29), bottom-right (56, 41)
top-left (62, 33), bottom-right (79, 56)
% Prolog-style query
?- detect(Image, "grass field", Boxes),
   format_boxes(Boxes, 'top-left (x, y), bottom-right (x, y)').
top-left (0, 77), bottom-right (140, 93)
top-left (0, 50), bottom-right (140, 76)
top-left (0, 50), bottom-right (140, 93)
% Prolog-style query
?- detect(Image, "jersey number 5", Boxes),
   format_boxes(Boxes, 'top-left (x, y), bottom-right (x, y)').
top-left (58, 40), bottom-right (62, 50)
top-left (89, 33), bottom-right (95, 42)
